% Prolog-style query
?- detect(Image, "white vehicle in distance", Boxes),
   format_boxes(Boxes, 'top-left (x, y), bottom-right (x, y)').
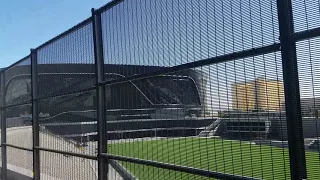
top-left (304, 138), bottom-right (320, 150)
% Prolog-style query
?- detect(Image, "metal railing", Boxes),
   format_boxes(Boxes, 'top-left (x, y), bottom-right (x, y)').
top-left (1, 0), bottom-right (320, 179)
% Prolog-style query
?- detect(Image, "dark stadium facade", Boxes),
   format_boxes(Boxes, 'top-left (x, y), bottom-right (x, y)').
top-left (4, 64), bottom-right (213, 142)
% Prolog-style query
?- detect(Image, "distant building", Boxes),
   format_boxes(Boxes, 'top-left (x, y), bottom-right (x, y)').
top-left (231, 78), bottom-right (284, 111)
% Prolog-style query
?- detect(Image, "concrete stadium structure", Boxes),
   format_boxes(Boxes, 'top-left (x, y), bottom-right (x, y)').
top-left (5, 64), bottom-right (213, 143)
top-left (199, 111), bottom-right (320, 141)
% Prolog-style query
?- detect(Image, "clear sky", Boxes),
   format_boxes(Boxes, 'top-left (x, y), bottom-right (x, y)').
top-left (0, 0), bottom-right (111, 68)
top-left (1, 0), bottom-right (319, 111)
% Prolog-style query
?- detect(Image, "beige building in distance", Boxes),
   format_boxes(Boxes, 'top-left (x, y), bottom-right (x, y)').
top-left (231, 78), bottom-right (284, 111)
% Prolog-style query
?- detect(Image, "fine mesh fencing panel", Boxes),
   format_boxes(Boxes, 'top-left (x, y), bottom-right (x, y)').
top-left (5, 104), bottom-right (33, 178)
top-left (37, 22), bottom-right (95, 99)
top-left (40, 151), bottom-right (97, 180)
top-left (4, 57), bottom-right (32, 149)
top-left (107, 52), bottom-right (289, 179)
top-left (4, 57), bottom-right (31, 107)
top-left (6, 151), bottom-right (32, 179)
top-left (293, 0), bottom-right (320, 179)
top-left (101, 0), bottom-right (285, 179)
top-left (101, 0), bottom-right (279, 73)
top-left (3, 57), bottom-right (32, 176)
top-left (39, 90), bottom-right (97, 156)
top-left (36, 21), bottom-right (97, 179)
top-left (7, 147), bottom-right (33, 179)
top-left (292, 0), bottom-right (320, 33)
top-left (296, 38), bottom-right (320, 179)
top-left (3, 0), bottom-right (320, 179)
top-left (5, 104), bottom-right (32, 148)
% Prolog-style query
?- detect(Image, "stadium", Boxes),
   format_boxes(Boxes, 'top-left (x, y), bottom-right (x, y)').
top-left (4, 63), bottom-right (320, 179)
top-left (4, 64), bottom-right (213, 143)
top-left (5, 64), bottom-right (320, 144)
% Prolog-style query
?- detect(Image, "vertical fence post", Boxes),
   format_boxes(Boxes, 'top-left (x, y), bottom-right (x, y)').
top-left (277, 0), bottom-right (307, 179)
top-left (1, 71), bottom-right (7, 180)
top-left (92, 8), bottom-right (107, 180)
top-left (31, 49), bottom-right (40, 180)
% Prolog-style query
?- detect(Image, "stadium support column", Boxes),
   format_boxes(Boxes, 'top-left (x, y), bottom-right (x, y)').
top-left (92, 8), bottom-right (108, 180)
top-left (31, 49), bottom-right (40, 180)
top-left (277, 0), bottom-right (307, 179)
top-left (1, 70), bottom-right (7, 180)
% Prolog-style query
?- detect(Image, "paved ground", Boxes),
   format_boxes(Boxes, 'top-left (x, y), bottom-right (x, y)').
top-left (0, 127), bottom-right (123, 180)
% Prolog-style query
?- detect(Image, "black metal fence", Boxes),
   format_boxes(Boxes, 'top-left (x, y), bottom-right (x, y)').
top-left (1, 0), bottom-right (320, 179)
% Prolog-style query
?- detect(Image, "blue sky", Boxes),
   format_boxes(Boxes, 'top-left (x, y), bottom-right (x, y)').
top-left (0, 0), bottom-right (111, 68)
top-left (1, 0), bottom-right (319, 111)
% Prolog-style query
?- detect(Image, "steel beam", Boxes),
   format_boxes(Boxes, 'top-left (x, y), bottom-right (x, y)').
top-left (1, 71), bottom-right (7, 180)
top-left (31, 49), bottom-right (40, 180)
top-left (277, 0), bottom-right (307, 179)
top-left (92, 8), bottom-right (108, 180)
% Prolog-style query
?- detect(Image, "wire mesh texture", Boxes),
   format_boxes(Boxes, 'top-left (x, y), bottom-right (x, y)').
top-left (292, 0), bottom-right (320, 179)
top-left (101, 0), bottom-right (279, 70)
top-left (105, 54), bottom-right (290, 179)
top-left (6, 147), bottom-right (33, 179)
top-left (4, 58), bottom-right (32, 148)
top-left (4, 58), bottom-right (32, 107)
top-left (1, 57), bottom-right (33, 179)
top-left (101, 0), bottom-right (285, 179)
top-left (1, 0), bottom-right (320, 180)
top-left (35, 21), bottom-right (99, 179)
top-left (36, 22), bottom-right (95, 99)
top-left (38, 91), bottom-right (97, 155)
top-left (40, 151), bottom-right (97, 180)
